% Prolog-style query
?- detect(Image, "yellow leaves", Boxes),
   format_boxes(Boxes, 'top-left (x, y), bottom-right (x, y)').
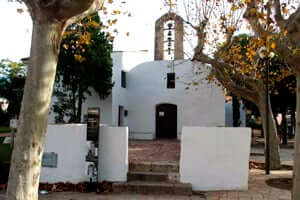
top-left (62, 31), bottom-right (73, 39)
top-left (282, 30), bottom-right (288, 37)
top-left (112, 19), bottom-right (118, 24)
top-left (78, 32), bottom-right (91, 46)
top-left (63, 44), bottom-right (69, 49)
top-left (231, 4), bottom-right (238, 11)
top-left (256, 38), bottom-right (265, 47)
top-left (74, 54), bottom-right (86, 63)
top-left (101, 25), bottom-right (109, 29)
top-left (282, 8), bottom-right (289, 15)
top-left (270, 42), bottom-right (276, 49)
top-left (247, 49), bottom-right (256, 57)
top-left (17, 8), bottom-right (23, 14)
top-left (249, 8), bottom-right (257, 16)
top-left (292, 48), bottom-right (300, 56)
top-left (227, 26), bottom-right (235, 34)
top-left (108, 36), bottom-right (115, 41)
top-left (112, 10), bottom-right (121, 15)
top-left (84, 21), bottom-right (100, 28)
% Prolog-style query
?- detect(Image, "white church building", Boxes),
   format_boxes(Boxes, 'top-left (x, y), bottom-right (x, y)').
top-left (48, 13), bottom-right (225, 140)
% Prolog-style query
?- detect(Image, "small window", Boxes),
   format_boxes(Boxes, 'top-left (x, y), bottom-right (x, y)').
top-left (121, 70), bottom-right (126, 88)
top-left (167, 72), bottom-right (175, 89)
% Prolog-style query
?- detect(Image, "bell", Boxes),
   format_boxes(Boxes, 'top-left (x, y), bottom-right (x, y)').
top-left (168, 30), bottom-right (172, 36)
top-left (168, 23), bottom-right (173, 29)
top-left (168, 47), bottom-right (171, 55)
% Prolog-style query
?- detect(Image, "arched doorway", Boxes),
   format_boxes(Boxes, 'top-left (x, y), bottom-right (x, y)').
top-left (156, 104), bottom-right (177, 139)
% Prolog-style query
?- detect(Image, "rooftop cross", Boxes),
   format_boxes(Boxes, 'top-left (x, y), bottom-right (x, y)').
top-left (166, 0), bottom-right (176, 13)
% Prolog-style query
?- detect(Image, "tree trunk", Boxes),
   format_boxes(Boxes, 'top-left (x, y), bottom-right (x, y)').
top-left (281, 109), bottom-right (288, 145)
top-left (232, 95), bottom-right (241, 127)
top-left (292, 74), bottom-right (300, 200)
top-left (292, 108), bottom-right (296, 139)
top-left (7, 22), bottom-right (63, 200)
top-left (76, 86), bottom-right (83, 123)
top-left (258, 97), bottom-right (281, 169)
top-left (69, 89), bottom-right (77, 123)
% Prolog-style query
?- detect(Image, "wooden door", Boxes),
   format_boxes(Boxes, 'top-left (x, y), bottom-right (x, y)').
top-left (156, 104), bottom-right (177, 139)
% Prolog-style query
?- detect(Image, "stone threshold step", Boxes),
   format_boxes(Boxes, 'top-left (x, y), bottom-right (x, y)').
top-left (113, 181), bottom-right (192, 195)
top-left (127, 171), bottom-right (180, 182)
top-left (129, 162), bottom-right (179, 173)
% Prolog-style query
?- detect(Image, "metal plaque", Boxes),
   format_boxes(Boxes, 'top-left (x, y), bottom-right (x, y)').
top-left (159, 112), bottom-right (165, 117)
top-left (42, 152), bottom-right (58, 168)
top-left (87, 107), bottom-right (100, 141)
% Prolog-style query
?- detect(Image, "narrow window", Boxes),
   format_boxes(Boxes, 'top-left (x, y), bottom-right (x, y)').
top-left (118, 105), bottom-right (124, 126)
top-left (121, 70), bottom-right (126, 88)
top-left (167, 72), bottom-right (175, 89)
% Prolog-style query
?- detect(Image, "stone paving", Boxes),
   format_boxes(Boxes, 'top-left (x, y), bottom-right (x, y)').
top-left (0, 169), bottom-right (289, 200)
top-left (129, 140), bottom-right (180, 164)
top-left (250, 146), bottom-right (294, 166)
top-left (129, 139), bottom-right (295, 167)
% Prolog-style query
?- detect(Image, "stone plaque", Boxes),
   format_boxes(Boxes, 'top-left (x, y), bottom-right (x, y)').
top-left (42, 152), bottom-right (58, 168)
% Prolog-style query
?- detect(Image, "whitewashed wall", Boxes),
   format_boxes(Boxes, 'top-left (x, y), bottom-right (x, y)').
top-left (180, 127), bottom-right (251, 191)
top-left (40, 124), bottom-right (89, 183)
top-left (81, 89), bottom-right (112, 125)
top-left (111, 51), bottom-right (151, 127)
top-left (126, 60), bottom-right (225, 139)
top-left (48, 89), bottom-right (112, 125)
top-left (98, 126), bottom-right (128, 182)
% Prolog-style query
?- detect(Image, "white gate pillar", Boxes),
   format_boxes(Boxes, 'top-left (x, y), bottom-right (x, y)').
top-left (98, 126), bottom-right (128, 182)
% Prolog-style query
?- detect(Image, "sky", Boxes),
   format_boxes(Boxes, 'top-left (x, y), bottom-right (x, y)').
top-left (0, 0), bottom-right (171, 62)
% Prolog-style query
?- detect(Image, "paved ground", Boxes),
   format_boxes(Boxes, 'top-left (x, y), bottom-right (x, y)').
top-left (250, 146), bottom-right (294, 166)
top-left (0, 169), bottom-right (292, 199)
top-left (129, 140), bottom-right (180, 164)
top-left (128, 139), bottom-right (294, 166)
top-left (0, 140), bottom-right (294, 199)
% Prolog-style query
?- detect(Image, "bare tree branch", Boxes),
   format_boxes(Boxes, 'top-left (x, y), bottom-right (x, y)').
top-left (193, 52), bottom-right (258, 102)
top-left (66, 0), bottom-right (104, 25)
top-left (273, 0), bottom-right (287, 29)
top-left (243, 0), bottom-right (265, 37)
top-left (24, 0), bottom-right (104, 23)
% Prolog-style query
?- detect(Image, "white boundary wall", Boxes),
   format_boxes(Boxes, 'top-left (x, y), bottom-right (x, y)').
top-left (40, 124), bottom-right (89, 183)
top-left (98, 126), bottom-right (128, 182)
top-left (180, 127), bottom-right (251, 191)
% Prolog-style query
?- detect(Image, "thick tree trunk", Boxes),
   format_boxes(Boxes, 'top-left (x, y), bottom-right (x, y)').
top-left (7, 22), bottom-right (63, 200)
top-left (292, 74), bottom-right (300, 200)
top-left (258, 98), bottom-right (281, 169)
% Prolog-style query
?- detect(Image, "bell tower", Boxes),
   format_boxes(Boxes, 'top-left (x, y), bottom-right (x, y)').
top-left (154, 12), bottom-right (184, 60)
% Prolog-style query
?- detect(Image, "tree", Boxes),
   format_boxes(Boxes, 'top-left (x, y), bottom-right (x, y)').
top-left (53, 13), bottom-right (113, 123)
top-left (6, 1), bottom-right (107, 200)
top-left (271, 75), bottom-right (296, 144)
top-left (181, 0), bottom-right (300, 196)
top-left (241, 1), bottom-right (300, 198)
top-left (0, 59), bottom-right (26, 121)
top-left (176, 0), bottom-right (300, 170)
